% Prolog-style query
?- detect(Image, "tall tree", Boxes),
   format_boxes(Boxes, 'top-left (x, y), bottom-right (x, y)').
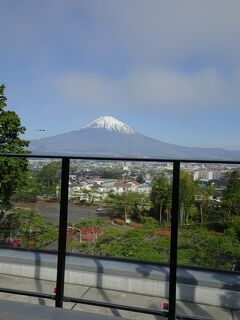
top-left (0, 84), bottom-right (29, 220)
top-left (179, 171), bottom-right (197, 225)
top-left (196, 185), bottom-right (213, 226)
top-left (222, 170), bottom-right (240, 218)
top-left (150, 175), bottom-right (172, 223)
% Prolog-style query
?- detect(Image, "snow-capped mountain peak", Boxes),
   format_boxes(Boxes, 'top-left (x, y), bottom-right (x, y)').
top-left (81, 116), bottom-right (136, 134)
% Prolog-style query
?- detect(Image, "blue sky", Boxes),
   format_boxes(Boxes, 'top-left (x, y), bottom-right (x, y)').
top-left (1, 0), bottom-right (240, 150)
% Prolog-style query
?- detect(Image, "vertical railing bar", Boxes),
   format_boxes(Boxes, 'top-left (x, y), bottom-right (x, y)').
top-left (168, 161), bottom-right (180, 320)
top-left (55, 157), bottom-right (70, 308)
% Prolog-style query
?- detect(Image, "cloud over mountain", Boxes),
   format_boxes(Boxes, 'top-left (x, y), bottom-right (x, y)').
top-left (56, 67), bottom-right (240, 112)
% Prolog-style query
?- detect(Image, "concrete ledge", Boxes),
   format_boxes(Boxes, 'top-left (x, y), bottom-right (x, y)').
top-left (0, 248), bottom-right (239, 309)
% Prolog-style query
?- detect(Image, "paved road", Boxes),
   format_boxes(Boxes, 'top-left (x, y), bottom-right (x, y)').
top-left (14, 202), bottom-right (115, 225)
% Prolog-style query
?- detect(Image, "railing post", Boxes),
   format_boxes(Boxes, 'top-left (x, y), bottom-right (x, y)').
top-left (55, 157), bottom-right (70, 308)
top-left (168, 161), bottom-right (180, 320)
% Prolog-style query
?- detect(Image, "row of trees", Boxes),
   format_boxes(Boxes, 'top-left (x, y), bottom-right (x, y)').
top-left (13, 161), bottom-right (62, 202)
top-left (150, 170), bottom-right (240, 228)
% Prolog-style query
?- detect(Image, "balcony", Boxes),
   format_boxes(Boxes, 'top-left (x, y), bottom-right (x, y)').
top-left (0, 154), bottom-right (240, 320)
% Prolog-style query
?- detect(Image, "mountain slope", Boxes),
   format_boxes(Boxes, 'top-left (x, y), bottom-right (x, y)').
top-left (30, 116), bottom-right (240, 160)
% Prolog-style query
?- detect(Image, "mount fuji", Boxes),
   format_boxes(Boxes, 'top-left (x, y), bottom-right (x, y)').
top-left (30, 116), bottom-right (240, 160)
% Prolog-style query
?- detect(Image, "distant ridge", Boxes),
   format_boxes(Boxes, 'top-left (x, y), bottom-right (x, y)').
top-left (30, 116), bottom-right (240, 160)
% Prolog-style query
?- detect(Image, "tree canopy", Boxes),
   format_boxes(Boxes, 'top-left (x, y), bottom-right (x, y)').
top-left (0, 84), bottom-right (29, 217)
top-left (36, 161), bottom-right (61, 186)
top-left (150, 174), bottom-right (171, 223)
top-left (0, 85), bottom-right (28, 153)
top-left (107, 191), bottom-right (150, 221)
top-left (222, 170), bottom-right (240, 217)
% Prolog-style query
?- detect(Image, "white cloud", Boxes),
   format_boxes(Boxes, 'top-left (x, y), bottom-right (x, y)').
top-left (56, 72), bottom-right (113, 105)
top-left (56, 66), bottom-right (240, 112)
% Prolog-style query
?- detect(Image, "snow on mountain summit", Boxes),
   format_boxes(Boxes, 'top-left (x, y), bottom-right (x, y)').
top-left (81, 116), bottom-right (136, 134)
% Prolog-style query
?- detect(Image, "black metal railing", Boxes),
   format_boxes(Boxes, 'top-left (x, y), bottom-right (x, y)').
top-left (1, 153), bottom-right (240, 320)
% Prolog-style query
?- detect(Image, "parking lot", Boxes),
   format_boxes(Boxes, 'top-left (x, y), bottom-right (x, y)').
top-left (14, 201), bottom-right (115, 225)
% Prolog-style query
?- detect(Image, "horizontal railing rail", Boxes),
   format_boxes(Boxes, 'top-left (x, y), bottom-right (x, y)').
top-left (0, 153), bottom-right (240, 320)
top-left (1, 152), bottom-right (240, 164)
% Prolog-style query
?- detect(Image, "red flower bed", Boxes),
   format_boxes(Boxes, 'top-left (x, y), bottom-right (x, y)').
top-left (81, 235), bottom-right (96, 241)
top-left (130, 222), bottom-right (142, 227)
top-left (78, 227), bottom-right (102, 234)
top-left (154, 229), bottom-right (171, 237)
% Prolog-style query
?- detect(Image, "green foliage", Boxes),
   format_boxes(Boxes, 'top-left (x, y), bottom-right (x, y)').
top-left (151, 175), bottom-right (171, 202)
top-left (204, 205), bottom-right (227, 232)
top-left (75, 217), bottom-right (109, 228)
top-left (222, 171), bottom-right (240, 217)
top-left (99, 226), bottom-right (126, 243)
top-left (142, 216), bottom-right (160, 226)
top-left (179, 171), bottom-right (197, 209)
top-left (179, 171), bottom-right (198, 225)
top-left (13, 173), bottom-right (41, 202)
top-left (0, 85), bottom-right (29, 215)
top-left (106, 191), bottom-right (150, 221)
top-left (228, 216), bottom-right (240, 240)
top-left (0, 85), bottom-right (29, 153)
top-left (10, 208), bottom-right (57, 249)
top-left (70, 241), bottom-right (94, 255)
top-left (136, 174), bottom-right (144, 184)
top-left (80, 188), bottom-right (103, 204)
top-left (66, 214), bottom-right (240, 271)
top-left (36, 161), bottom-right (61, 186)
top-left (196, 185), bottom-right (214, 226)
top-left (99, 226), bottom-right (170, 263)
top-left (96, 168), bottom-right (123, 179)
top-left (150, 174), bottom-right (171, 224)
top-left (178, 228), bottom-right (240, 270)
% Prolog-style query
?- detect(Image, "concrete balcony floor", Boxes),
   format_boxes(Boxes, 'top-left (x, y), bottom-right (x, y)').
top-left (0, 274), bottom-right (239, 320)
top-left (0, 300), bottom-right (129, 320)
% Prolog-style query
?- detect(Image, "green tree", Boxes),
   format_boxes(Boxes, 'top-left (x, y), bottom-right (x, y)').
top-left (13, 172), bottom-right (41, 202)
top-left (222, 170), bottom-right (240, 218)
top-left (96, 168), bottom-right (123, 179)
top-left (179, 171), bottom-right (198, 225)
top-left (196, 185), bottom-right (214, 226)
top-left (99, 225), bottom-right (170, 263)
top-left (136, 174), bottom-right (144, 184)
top-left (107, 191), bottom-right (149, 222)
top-left (0, 84), bottom-right (29, 220)
top-left (178, 228), bottom-right (240, 270)
top-left (80, 188), bottom-right (103, 205)
top-left (36, 161), bottom-right (61, 186)
top-left (150, 175), bottom-right (172, 223)
top-left (10, 208), bottom-right (57, 249)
